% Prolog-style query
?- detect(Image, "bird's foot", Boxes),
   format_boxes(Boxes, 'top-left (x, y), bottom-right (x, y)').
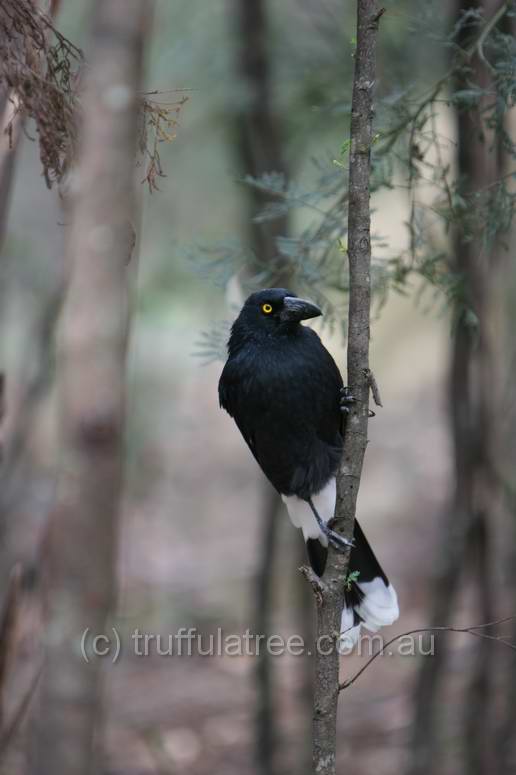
top-left (324, 524), bottom-right (355, 551)
top-left (340, 386), bottom-right (356, 415)
top-left (340, 387), bottom-right (376, 419)
top-left (308, 497), bottom-right (354, 551)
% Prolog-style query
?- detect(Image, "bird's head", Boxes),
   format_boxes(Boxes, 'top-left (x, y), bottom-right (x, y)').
top-left (229, 288), bottom-right (322, 350)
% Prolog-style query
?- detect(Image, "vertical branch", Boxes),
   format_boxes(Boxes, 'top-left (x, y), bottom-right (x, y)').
top-left (336, 0), bottom-right (383, 537)
top-left (31, 2), bottom-right (152, 774)
top-left (311, 3), bottom-right (382, 775)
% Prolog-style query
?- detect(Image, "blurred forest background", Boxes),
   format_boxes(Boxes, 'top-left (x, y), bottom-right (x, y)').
top-left (0, 1), bottom-right (515, 774)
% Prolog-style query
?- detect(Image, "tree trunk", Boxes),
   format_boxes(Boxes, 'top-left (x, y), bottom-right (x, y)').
top-left (311, 3), bottom-right (381, 774)
top-left (234, 0), bottom-right (291, 286)
top-left (233, 2), bottom-right (292, 773)
top-left (31, 2), bottom-right (151, 774)
top-left (407, 2), bottom-right (505, 774)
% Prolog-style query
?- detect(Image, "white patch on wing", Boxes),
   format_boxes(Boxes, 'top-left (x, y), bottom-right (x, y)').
top-left (356, 579), bottom-right (399, 631)
top-left (281, 477), bottom-right (336, 544)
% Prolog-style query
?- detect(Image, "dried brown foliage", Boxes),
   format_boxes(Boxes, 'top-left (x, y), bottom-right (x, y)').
top-left (0, 2), bottom-right (185, 192)
top-left (0, 0), bottom-right (82, 187)
top-left (139, 91), bottom-right (188, 192)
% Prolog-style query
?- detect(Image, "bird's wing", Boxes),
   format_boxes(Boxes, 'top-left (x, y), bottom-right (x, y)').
top-left (303, 329), bottom-right (344, 445)
top-left (306, 537), bottom-right (328, 577)
top-left (219, 358), bottom-right (258, 456)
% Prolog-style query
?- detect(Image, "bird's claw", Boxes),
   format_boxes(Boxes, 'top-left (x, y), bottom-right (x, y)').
top-left (340, 386), bottom-right (356, 415)
top-left (308, 498), bottom-right (355, 552)
top-left (340, 388), bottom-right (376, 419)
top-left (326, 527), bottom-right (355, 551)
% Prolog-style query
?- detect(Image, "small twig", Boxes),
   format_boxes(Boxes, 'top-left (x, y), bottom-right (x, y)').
top-left (372, 7), bottom-right (386, 25)
top-left (476, 0), bottom-right (508, 73)
top-left (364, 368), bottom-right (383, 407)
top-left (139, 94), bottom-right (188, 192)
top-left (378, 1), bottom-right (510, 156)
top-left (339, 615), bottom-right (516, 691)
top-left (299, 565), bottom-right (327, 606)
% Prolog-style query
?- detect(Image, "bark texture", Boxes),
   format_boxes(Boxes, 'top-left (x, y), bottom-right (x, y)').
top-left (233, 2), bottom-right (291, 773)
top-left (407, 2), bottom-right (505, 774)
top-left (311, 3), bottom-right (381, 774)
top-left (31, 2), bottom-right (151, 774)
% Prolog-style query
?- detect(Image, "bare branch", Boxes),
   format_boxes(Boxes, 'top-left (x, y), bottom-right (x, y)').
top-left (340, 615), bottom-right (516, 691)
top-left (299, 564), bottom-right (327, 604)
top-left (365, 367), bottom-right (383, 407)
top-left (310, 3), bottom-right (382, 774)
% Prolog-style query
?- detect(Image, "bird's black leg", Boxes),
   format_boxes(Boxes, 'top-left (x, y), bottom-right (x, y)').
top-left (308, 498), bottom-right (354, 550)
top-left (339, 386), bottom-right (356, 415)
top-left (340, 386), bottom-right (356, 435)
top-left (341, 387), bottom-right (376, 418)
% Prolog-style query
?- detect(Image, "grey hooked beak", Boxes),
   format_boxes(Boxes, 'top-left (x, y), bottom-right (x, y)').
top-left (281, 296), bottom-right (323, 323)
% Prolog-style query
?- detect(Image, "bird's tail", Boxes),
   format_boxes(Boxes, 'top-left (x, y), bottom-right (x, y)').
top-left (340, 520), bottom-right (399, 651)
top-left (305, 519), bottom-right (399, 652)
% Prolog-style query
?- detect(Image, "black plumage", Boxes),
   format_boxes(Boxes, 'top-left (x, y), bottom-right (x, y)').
top-left (219, 288), bottom-right (399, 646)
top-left (219, 289), bottom-right (342, 500)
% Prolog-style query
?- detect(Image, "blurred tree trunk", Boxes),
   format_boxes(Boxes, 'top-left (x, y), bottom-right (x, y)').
top-left (234, 0), bottom-right (292, 286)
top-left (496, 11), bottom-right (516, 772)
top-left (0, 1), bottom-right (62, 725)
top-left (407, 2), bottom-right (505, 774)
top-left (0, 43), bottom-right (23, 613)
top-left (497, 230), bottom-right (516, 767)
top-left (233, 2), bottom-right (297, 774)
top-left (253, 484), bottom-right (282, 775)
top-left (31, 2), bottom-right (151, 773)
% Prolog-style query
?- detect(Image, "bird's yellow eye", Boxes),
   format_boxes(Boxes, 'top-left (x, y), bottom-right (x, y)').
top-left (262, 303), bottom-right (273, 314)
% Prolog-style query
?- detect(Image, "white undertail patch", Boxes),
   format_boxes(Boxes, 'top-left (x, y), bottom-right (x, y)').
top-left (282, 477), bottom-right (336, 544)
top-left (356, 579), bottom-right (399, 631)
top-left (339, 581), bottom-right (399, 652)
top-left (282, 477), bottom-right (399, 651)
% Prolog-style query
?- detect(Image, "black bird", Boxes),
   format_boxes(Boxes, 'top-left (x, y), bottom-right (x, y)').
top-left (219, 288), bottom-right (398, 648)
